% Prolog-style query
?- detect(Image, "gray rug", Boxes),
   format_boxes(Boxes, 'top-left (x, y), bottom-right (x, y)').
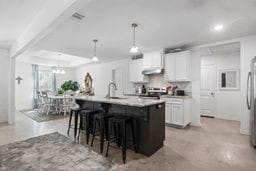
top-left (0, 132), bottom-right (124, 171)
top-left (21, 109), bottom-right (69, 122)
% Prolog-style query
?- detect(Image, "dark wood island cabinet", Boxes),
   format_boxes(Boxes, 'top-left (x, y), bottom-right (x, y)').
top-left (75, 96), bottom-right (165, 156)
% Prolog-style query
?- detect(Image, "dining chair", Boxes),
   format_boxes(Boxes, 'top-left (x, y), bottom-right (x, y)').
top-left (36, 90), bottom-right (43, 113)
top-left (41, 91), bottom-right (58, 115)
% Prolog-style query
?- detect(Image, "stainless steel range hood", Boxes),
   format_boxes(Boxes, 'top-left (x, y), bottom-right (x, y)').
top-left (142, 68), bottom-right (164, 75)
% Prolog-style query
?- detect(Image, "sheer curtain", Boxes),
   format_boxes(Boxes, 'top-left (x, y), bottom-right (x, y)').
top-left (32, 64), bottom-right (39, 108)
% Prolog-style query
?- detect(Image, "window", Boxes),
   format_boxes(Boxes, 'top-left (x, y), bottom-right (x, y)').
top-left (219, 69), bottom-right (240, 90)
top-left (39, 69), bottom-right (53, 91)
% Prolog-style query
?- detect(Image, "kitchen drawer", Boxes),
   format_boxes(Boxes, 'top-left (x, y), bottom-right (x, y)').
top-left (166, 99), bottom-right (183, 104)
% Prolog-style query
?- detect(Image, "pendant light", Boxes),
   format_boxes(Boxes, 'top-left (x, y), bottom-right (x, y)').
top-left (52, 54), bottom-right (65, 74)
top-left (92, 39), bottom-right (99, 62)
top-left (129, 23), bottom-right (139, 53)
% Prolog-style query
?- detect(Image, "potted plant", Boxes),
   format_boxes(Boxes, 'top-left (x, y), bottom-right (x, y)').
top-left (61, 80), bottom-right (80, 95)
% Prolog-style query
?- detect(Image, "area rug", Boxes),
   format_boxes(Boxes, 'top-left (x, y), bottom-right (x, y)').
top-left (20, 109), bottom-right (69, 122)
top-left (0, 132), bottom-right (124, 171)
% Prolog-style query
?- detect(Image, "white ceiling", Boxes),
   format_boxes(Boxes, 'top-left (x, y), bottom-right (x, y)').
top-left (30, 0), bottom-right (256, 62)
top-left (17, 50), bottom-right (92, 67)
top-left (0, 0), bottom-right (49, 46)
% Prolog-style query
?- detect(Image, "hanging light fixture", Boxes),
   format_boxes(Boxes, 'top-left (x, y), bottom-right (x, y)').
top-left (129, 23), bottom-right (139, 53)
top-left (52, 54), bottom-right (65, 74)
top-left (92, 39), bottom-right (99, 62)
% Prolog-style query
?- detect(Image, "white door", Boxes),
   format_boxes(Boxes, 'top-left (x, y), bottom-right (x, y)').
top-left (200, 65), bottom-right (216, 117)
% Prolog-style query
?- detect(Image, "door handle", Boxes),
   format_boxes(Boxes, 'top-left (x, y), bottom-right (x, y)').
top-left (247, 72), bottom-right (252, 110)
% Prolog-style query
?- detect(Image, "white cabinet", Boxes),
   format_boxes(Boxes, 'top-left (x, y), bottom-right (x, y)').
top-left (129, 58), bottom-right (149, 83)
top-left (171, 104), bottom-right (184, 125)
top-left (165, 103), bottom-right (172, 124)
top-left (143, 51), bottom-right (163, 69)
top-left (165, 51), bottom-right (191, 82)
top-left (165, 98), bottom-right (190, 128)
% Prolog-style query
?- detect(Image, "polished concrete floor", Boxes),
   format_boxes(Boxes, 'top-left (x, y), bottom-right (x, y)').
top-left (1, 112), bottom-right (256, 171)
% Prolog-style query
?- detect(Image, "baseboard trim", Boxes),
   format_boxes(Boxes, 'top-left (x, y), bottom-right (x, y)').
top-left (190, 122), bottom-right (202, 127)
top-left (240, 129), bottom-right (250, 135)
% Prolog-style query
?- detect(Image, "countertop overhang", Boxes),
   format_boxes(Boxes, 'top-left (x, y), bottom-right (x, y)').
top-left (75, 96), bottom-right (166, 107)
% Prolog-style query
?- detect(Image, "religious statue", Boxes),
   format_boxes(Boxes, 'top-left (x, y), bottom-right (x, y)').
top-left (84, 72), bottom-right (94, 95)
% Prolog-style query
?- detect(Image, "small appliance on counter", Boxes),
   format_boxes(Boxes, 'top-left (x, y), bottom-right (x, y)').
top-left (142, 85), bottom-right (147, 94)
top-left (176, 90), bottom-right (185, 96)
top-left (166, 85), bottom-right (178, 95)
top-left (138, 86), bottom-right (142, 94)
top-left (133, 85), bottom-right (147, 95)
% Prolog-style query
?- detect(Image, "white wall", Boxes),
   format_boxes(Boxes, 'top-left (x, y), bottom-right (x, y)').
top-left (190, 49), bottom-right (201, 126)
top-left (75, 59), bottom-right (133, 96)
top-left (240, 35), bottom-right (256, 134)
top-left (201, 52), bottom-right (241, 121)
top-left (55, 68), bottom-right (76, 89)
top-left (15, 61), bottom-right (33, 110)
top-left (0, 49), bottom-right (9, 122)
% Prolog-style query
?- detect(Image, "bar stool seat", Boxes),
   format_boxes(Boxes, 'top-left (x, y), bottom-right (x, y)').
top-left (106, 115), bottom-right (137, 164)
top-left (91, 113), bottom-right (114, 154)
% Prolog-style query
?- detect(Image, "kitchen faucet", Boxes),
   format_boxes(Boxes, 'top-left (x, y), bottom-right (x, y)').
top-left (105, 82), bottom-right (117, 99)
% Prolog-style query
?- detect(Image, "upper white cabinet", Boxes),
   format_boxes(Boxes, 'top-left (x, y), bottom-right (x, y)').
top-left (143, 51), bottom-right (163, 69)
top-left (165, 51), bottom-right (191, 82)
top-left (129, 58), bottom-right (149, 83)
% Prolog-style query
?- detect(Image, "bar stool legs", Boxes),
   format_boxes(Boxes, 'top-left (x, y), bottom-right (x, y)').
top-left (122, 123), bottom-right (127, 163)
top-left (91, 114), bottom-right (114, 154)
top-left (130, 120), bottom-right (137, 153)
top-left (67, 110), bottom-right (73, 135)
top-left (106, 116), bottom-right (137, 164)
top-left (90, 117), bottom-right (98, 147)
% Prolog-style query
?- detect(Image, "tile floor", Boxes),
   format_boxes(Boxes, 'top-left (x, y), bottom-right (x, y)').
top-left (1, 112), bottom-right (256, 171)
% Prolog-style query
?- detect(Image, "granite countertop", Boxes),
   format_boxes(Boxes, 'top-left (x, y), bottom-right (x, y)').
top-left (124, 93), bottom-right (192, 99)
top-left (161, 95), bottom-right (192, 99)
top-left (75, 95), bottom-right (166, 107)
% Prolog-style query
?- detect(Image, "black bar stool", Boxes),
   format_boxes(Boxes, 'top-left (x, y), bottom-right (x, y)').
top-left (77, 110), bottom-right (100, 144)
top-left (90, 113), bottom-right (114, 154)
top-left (67, 107), bottom-right (91, 139)
top-left (106, 115), bottom-right (137, 164)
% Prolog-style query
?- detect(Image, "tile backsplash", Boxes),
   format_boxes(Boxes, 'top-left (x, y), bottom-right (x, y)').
top-left (134, 74), bottom-right (192, 93)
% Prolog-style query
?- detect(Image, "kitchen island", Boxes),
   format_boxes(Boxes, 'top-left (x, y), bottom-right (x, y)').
top-left (75, 96), bottom-right (165, 156)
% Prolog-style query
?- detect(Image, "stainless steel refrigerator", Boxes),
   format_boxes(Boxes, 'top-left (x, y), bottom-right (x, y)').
top-left (247, 56), bottom-right (256, 146)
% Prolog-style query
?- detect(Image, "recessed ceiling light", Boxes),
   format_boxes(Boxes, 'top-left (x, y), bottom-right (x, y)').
top-left (213, 24), bottom-right (224, 31)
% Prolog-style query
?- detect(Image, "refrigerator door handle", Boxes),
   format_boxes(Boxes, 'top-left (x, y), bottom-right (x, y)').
top-left (247, 72), bottom-right (252, 110)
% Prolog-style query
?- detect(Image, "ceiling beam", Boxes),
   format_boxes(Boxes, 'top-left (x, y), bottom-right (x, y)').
top-left (10, 0), bottom-right (91, 58)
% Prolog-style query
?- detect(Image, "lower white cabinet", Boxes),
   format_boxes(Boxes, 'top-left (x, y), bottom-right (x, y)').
top-left (165, 98), bottom-right (190, 128)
